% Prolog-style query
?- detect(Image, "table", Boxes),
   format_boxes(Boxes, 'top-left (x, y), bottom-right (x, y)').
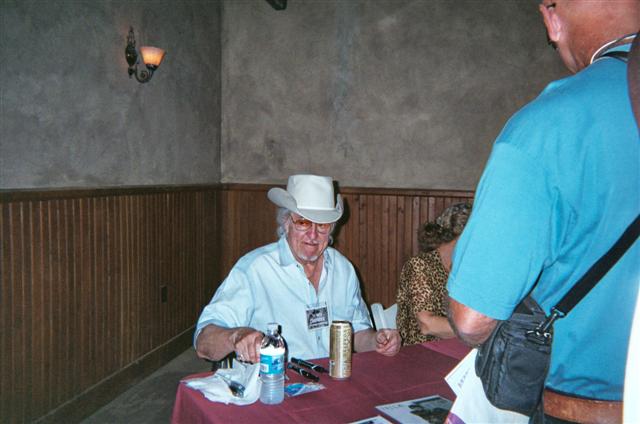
top-left (171, 339), bottom-right (470, 423)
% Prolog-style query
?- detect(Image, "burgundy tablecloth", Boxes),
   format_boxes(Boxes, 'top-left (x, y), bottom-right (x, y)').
top-left (419, 338), bottom-right (470, 361)
top-left (171, 339), bottom-right (470, 424)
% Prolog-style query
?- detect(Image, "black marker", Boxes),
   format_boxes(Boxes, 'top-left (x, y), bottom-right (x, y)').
top-left (287, 363), bottom-right (320, 382)
top-left (291, 357), bottom-right (328, 374)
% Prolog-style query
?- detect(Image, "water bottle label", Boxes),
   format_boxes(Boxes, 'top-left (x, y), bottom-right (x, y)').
top-left (260, 353), bottom-right (284, 375)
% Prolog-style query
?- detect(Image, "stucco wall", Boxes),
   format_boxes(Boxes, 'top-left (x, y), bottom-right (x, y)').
top-left (0, 0), bottom-right (221, 189)
top-left (1, 0), bottom-right (567, 191)
top-left (221, 0), bottom-right (567, 190)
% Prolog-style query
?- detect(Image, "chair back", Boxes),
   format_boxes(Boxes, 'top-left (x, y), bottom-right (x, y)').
top-left (371, 303), bottom-right (398, 330)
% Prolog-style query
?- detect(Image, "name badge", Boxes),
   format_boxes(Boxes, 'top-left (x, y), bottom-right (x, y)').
top-left (306, 302), bottom-right (329, 330)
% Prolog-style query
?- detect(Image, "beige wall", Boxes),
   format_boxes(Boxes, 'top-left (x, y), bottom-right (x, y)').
top-left (1, 0), bottom-right (567, 191)
top-left (221, 0), bottom-right (567, 190)
top-left (0, 0), bottom-right (222, 189)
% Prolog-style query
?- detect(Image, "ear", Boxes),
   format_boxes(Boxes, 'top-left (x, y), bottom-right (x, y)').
top-left (539, 4), bottom-right (562, 44)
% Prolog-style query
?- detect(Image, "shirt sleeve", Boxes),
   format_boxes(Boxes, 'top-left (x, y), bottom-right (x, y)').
top-left (447, 143), bottom-right (553, 320)
top-left (193, 267), bottom-right (255, 346)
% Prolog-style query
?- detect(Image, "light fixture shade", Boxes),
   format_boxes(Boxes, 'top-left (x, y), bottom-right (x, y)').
top-left (139, 46), bottom-right (166, 68)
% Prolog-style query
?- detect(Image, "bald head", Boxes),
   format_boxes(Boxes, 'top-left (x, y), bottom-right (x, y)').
top-left (540, 0), bottom-right (640, 73)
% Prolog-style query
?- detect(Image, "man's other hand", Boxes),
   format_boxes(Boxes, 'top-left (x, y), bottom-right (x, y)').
top-left (375, 329), bottom-right (401, 356)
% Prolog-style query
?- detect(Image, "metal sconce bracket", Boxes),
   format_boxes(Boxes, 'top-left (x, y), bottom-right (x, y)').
top-left (125, 27), bottom-right (163, 83)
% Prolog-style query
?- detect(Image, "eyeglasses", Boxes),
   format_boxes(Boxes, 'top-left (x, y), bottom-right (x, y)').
top-left (290, 216), bottom-right (332, 234)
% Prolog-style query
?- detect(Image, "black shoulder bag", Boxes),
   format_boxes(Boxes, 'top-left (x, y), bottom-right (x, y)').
top-left (475, 215), bottom-right (640, 415)
top-left (475, 33), bottom-right (640, 416)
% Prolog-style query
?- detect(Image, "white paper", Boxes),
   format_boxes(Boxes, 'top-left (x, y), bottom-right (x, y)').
top-left (624, 290), bottom-right (640, 422)
top-left (444, 350), bottom-right (528, 424)
top-left (444, 348), bottom-right (473, 397)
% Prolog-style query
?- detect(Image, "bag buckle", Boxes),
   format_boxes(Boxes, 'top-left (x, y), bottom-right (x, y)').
top-left (526, 309), bottom-right (562, 345)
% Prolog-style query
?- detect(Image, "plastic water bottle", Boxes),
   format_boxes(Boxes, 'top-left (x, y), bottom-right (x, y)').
top-left (259, 322), bottom-right (285, 405)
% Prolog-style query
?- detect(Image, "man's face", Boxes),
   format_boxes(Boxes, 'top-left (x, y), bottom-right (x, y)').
top-left (285, 213), bottom-right (332, 264)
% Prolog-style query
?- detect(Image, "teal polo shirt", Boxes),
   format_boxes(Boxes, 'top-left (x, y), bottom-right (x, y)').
top-left (448, 44), bottom-right (639, 400)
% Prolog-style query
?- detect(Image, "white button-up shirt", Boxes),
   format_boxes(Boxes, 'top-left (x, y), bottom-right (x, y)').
top-left (195, 236), bottom-right (372, 360)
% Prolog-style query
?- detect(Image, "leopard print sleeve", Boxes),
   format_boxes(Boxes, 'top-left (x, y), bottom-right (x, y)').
top-left (397, 250), bottom-right (449, 345)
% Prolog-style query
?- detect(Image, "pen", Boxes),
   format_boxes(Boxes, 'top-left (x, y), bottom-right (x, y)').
top-left (287, 363), bottom-right (320, 382)
top-left (291, 357), bottom-right (328, 374)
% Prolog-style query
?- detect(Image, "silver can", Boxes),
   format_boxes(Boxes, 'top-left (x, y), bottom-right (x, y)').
top-left (329, 320), bottom-right (352, 379)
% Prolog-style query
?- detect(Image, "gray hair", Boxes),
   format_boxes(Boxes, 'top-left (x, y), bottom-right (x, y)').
top-left (417, 202), bottom-right (473, 252)
top-left (276, 207), bottom-right (291, 238)
top-left (275, 207), bottom-right (336, 244)
top-left (435, 202), bottom-right (473, 236)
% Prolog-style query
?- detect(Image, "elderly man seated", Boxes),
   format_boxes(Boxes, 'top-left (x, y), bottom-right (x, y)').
top-left (194, 174), bottom-right (401, 363)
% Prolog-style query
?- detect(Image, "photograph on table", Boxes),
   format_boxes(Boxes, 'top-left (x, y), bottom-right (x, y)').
top-left (349, 415), bottom-right (393, 424)
top-left (376, 395), bottom-right (453, 424)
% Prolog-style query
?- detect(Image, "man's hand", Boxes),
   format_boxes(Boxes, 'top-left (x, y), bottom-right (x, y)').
top-left (195, 324), bottom-right (263, 363)
top-left (354, 328), bottom-right (399, 355)
top-left (375, 329), bottom-right (401, 356)
top-left (231, 328), bottom-right (263, 364)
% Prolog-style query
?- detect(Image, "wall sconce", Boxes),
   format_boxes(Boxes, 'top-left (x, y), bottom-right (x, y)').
top-left (125, 27), bottom-right (166, 83)
top-left (265, 0), bottom-right (287, 10)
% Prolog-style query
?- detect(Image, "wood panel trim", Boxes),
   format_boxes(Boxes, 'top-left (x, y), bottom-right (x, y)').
top-left (0, 184), bottom-right (222, 202)
top-left (2, 188), bottom-right (221, 422)
top-left (1, 183), bottom-right (474, 422)
top-left (1, 183), bottom-right (473, 202)
top-left (36, 328), bottom-right (195, 424)
top-left (217, 184), bottom-right (474, 308)
top-left (219, 182), bottom-right (473, 198)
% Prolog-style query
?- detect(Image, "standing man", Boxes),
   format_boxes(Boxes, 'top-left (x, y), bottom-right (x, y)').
top-left (195, 174), bottom-right (400, 363)
top-left (447, 1), bottom-right (639, 423)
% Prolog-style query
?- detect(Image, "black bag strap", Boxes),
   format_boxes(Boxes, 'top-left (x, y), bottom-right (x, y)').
top-left (553, 32), bottom-right (640, 316)
top-left (529, 214), bottom-right (640, 343)
top-left (528, 37), bottom-right (640, 341)
top-left (602, 50), bottom-right (629, 62)
top-left (628, 32), bottom-right (640, 129)
top-left (553, 214), bottom-right (640, 315)
top-left (600, 31), bottom-right (639, 126)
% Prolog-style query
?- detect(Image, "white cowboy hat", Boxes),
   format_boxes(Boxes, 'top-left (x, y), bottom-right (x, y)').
top-left (267, 174), bottom-right (344, 224)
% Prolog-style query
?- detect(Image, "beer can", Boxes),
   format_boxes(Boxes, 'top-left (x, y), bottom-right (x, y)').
top-left (329, 320), bottom-right (352, 379)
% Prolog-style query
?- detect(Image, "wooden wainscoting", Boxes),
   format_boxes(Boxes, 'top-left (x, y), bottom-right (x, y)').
top-left (337, 187), bottom-right (474, 307)
top-left (0, 186), bottom-right (222, 423)
top-left (0, 183), bottom-right (472, 422)
top-left (218, 184), bottom-right (474, 307)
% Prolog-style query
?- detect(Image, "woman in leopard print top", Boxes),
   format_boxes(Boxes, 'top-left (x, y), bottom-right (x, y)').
top-left (396, 203), bottom-right (471, 346)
